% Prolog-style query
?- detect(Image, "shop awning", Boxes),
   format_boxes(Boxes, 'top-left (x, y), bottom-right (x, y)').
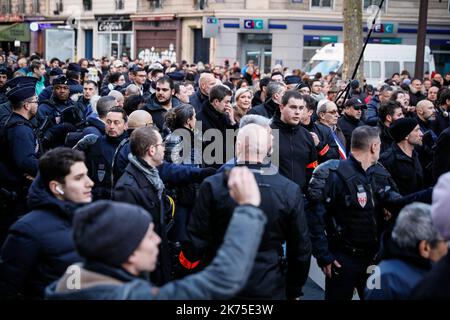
top-left (0, 23), bottom-right (30, 42)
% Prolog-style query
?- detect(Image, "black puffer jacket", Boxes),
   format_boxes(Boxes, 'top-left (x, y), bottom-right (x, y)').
top-left (379, 143), bottom-right (424, 195)
top-left (271, 114), bottom-right (318, 191)
top-left (0, 175), bottom-right (83, 299)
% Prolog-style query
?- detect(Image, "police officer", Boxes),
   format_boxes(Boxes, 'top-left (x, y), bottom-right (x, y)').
top-left (76, 106), bottom-right (128, 200)
top-left (0, 81), bottom-right (39, 244)
top-left (37, 75), bottom-right (83, 150)
top-left (307, 125), bottom-right (432, 300)
top-left (1, 76), bottom-right (39, 125)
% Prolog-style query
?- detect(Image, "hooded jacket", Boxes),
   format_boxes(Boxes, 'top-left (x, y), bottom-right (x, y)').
top-left (0, 175), bottom-right (82, 299)
top-left (141, 93), bottom-right (182, 133)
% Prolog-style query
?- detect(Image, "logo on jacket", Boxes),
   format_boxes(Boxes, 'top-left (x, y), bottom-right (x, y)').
top-left (357, 184), bottom-right (367, 208)
top-left (97, 164), bottom-right (105, 182)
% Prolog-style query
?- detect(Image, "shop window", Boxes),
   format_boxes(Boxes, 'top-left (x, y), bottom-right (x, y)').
top-left (311, 0), bottom-right (333, 9)
top-left (115, 0), bottom-right (124, 10)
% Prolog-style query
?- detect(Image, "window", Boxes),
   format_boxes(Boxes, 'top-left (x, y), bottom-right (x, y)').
top-left (363, 0), bottom-right (387, 12)
top-left (83, 0), bottom-right (92, 11)
top-left (32, 0), bottom-right (40, 14)
top-left (149, 0), bottom-right (163, 10)
top-left (2, 0), bottom-right (12, 14)
top-left (115, 0), bottom-right (124, 10)
top-left (384, 61), bottom-right (400, 78)
top-left (371, 61), bottom-right (381, 78)
top-left (18, 0), bottom-right (26, 13)
top-left (311, 0), bottom-right (333, 9)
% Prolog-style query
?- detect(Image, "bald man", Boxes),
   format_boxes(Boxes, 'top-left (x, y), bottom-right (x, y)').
top-left (182, 123), bottom-right (311, 300)
top-left (189, 73), bottom-right (217, 113)
top-left (127, 110), bottom-right (154, 131)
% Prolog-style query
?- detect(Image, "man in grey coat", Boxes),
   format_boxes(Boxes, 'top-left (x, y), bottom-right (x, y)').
top-left (45, 166), bottom-right (267, 300)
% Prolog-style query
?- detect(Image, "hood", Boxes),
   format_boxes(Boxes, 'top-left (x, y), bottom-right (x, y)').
top-left (86, 115), bottom-right (105, 131)
top-left (379, 231), bottom-right (432, 271)
top-left (145, 93), bottom-right (169, 112)
top-left (27, 174), bottom-right (81, 218)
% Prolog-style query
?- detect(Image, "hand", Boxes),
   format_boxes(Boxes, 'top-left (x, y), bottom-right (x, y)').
top-left (310, 132), bottom-right (320, 147)
top-left (322, 260), bottom-right (342, 279)
top-left (228, 167), bottom-right (261, 207)
top-left (224, 106), bottom-right (236, 125)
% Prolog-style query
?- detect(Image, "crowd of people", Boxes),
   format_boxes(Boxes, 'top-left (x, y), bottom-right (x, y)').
top-left (0, 50), bottom-right (450, 300)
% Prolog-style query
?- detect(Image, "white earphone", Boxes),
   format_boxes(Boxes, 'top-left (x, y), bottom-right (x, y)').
top-left (56, 185), bottom-right (64, 195)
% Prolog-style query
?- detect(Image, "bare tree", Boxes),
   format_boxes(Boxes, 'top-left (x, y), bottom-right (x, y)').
top-left (343, 0), bottom-right (364, 87)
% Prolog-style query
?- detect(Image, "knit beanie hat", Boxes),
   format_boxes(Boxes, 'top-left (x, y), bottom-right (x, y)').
top-left (73, 200), bottom-right (153, 267)
top-left (432, 172), bottom-right (450, 241)
top-left (389, 118), bottom-right (418, 143)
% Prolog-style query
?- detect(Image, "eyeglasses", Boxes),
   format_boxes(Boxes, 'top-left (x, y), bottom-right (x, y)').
top-left (325, 110), bottom-right (339, 115)
top-left (352, 105), bottom-right (367, 111)
top-left (153, 142), bottom-right (165, 148)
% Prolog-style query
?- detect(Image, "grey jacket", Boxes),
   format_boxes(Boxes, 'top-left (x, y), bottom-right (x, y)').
top-left (45, 205), bottom-right (266, 300)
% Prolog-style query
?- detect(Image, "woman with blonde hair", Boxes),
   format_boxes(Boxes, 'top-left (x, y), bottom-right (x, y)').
top-left (233, 87), bottom-right (253, 125)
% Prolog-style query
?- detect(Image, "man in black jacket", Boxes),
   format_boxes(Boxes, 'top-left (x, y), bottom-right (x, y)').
top-left (307, 126), bottom-right (432, 300)
top-left (432, 88), bottom-right (450, 136)
top-left (271, 90), bottom-right (318, 191)
top-left (141, 76), bottom-right (182, 133)
top-left (181, 123), bottom-right (311, 299)
top-left (379, 118), bottom-right (424, 195)
top-left (196, 84), bottom-right (237, 168)
top-left (432, 126), bottom-right (450, 184)
top-left (338, 97), bottom-right (366, 153)
top-left (0, 147), bottom-right (93, 299)
top-left (76, 107), bottom-right (128, 200)
top-left (248, 81), bottom-right (286, 119)
top-left (113, 127), bottom-right (172, 286)
top-left (377, 100), bottom-right (404, 153)
top-left (301, 97), bottom-right (340, 163)
top-left (189, 73), bottom-right (216, 113)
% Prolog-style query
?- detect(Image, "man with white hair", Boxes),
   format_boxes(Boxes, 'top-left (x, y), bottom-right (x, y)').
top-left (410, 172), bottom-right (450, 299)
top-left (316, 99), bottom-right (347, 159)
top-left (181, 123), bottom-right (311, 299)
top-left (108, 89), bottom-right (124, 108)
top-left (365, 202), bottom-right (447, 300)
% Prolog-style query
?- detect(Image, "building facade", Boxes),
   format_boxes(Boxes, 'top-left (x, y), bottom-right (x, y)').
top-left (2, 0), bottom-right (450, 74)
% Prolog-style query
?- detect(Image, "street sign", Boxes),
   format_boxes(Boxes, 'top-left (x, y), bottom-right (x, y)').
top-left (203, 16), bottom-right (219, 38)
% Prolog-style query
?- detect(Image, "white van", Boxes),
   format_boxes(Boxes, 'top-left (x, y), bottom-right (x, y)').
top-left (303, 43), bottom-right (436, 86)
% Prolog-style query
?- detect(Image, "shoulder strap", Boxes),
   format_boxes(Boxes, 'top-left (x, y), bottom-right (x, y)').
top-left (308, 159), bottom-right (340, 202)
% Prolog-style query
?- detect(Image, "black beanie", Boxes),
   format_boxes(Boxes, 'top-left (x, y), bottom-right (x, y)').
top-left (73, 200), bottom-right (153, 267)
top-left (389, 118), bottom-right (419, 143)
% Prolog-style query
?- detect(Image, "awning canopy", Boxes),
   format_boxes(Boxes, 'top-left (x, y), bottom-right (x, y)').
top-left (0, 23), bottom-right (30, 42)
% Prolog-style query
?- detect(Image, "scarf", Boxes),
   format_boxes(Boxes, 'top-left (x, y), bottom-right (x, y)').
top-left (128, 153), bottom-right (165, 199)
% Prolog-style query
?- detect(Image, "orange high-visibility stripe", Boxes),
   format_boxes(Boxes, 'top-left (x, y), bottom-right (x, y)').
top-left (179, 250), bottom-right (200, 270)
top-left (318, 144), bottom-right (330, 157)
top-left (306, 160), bottom-right (318, 169)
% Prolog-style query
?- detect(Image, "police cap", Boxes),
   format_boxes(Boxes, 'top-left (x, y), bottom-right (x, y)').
top-left (6, 85), bottom-right (37, 105)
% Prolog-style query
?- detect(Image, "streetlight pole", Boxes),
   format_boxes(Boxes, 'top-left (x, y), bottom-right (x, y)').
top-left (414, 0), bottom-right (428, 79)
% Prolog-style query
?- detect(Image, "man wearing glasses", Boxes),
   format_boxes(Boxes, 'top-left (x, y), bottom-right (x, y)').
top-left (337, 97), bottom-right (366, 154)
top-left (0, 81), bottom-right (39, 244)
